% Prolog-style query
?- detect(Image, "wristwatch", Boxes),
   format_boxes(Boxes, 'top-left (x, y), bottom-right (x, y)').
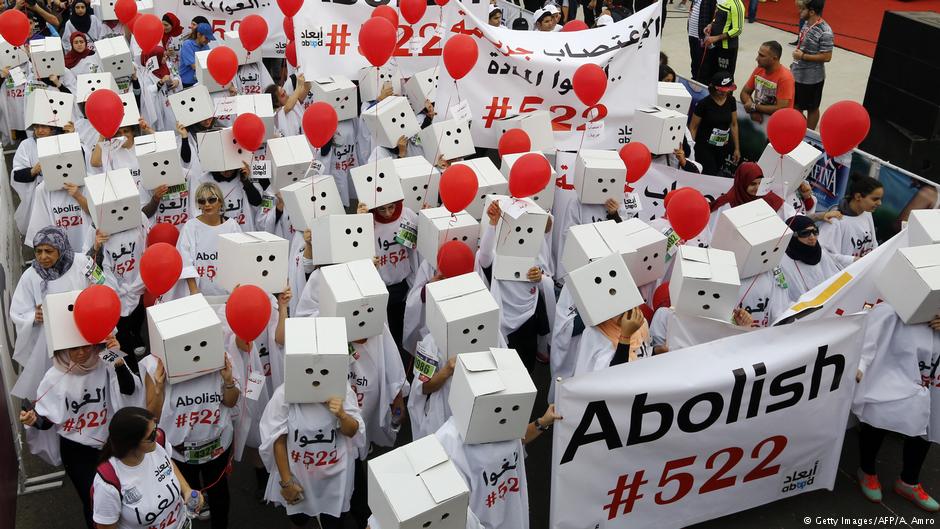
top-left (535, 417), bottom-right (551, 432)
top-left (279, 476), bottom-right (297, 488)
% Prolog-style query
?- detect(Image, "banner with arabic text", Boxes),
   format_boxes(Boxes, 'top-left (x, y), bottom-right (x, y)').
top-left (154, 0), bottom-right (287, 58)
top-left (435, 1), bottom-right (661, 150)
top-left (551, 317), bottom-right (864, 528)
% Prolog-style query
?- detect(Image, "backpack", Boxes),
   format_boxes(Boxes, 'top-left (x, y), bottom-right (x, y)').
top-left (93, 428), bottom-right (166, 500)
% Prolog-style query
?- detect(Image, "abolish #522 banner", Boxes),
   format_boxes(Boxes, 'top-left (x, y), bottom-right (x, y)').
top-left (551, 318), bottom-right (864, 529)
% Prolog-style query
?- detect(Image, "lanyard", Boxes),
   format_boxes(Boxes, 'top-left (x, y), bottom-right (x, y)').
top-left (797, 18), bottom-right (823, 50)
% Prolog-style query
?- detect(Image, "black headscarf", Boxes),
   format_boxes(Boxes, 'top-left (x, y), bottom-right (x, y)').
top-left (69, 0), bottom-right (93, 35)
top-left (785, 215), bottom-right (822, 265)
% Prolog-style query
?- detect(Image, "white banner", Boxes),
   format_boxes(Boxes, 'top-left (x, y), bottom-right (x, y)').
top-left (627, 164), bottom-right (729, 223)
top-left (551, 317), bottom-right (864, 529)
top-left (295, 0), bottom-right (488, 79)
top-left (773, 229), bottom-right (908, 325)
top-left (154, 0), bottom-right (288, 58)
top-left (435, 1), bottom-right (662, 150)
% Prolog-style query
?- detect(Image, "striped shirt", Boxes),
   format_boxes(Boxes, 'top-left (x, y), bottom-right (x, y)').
top-left (791, 19), bottom-right (834, 85)
top-left (688, 0), bottom-right (702, 38)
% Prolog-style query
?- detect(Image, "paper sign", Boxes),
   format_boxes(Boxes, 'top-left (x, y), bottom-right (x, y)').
top-left (99, 348), bottom-right (127, 364)
top-left (448, 100), bottom-right (472, 123)
top-left (499, 197), bottom-right (529, 220)
top-left (586, 120), bottom-right (605, 140)
top-left (409, 36), bottom-right (422, 55)
top-left (251, 160), bottom-right (271, 180)
top-left (623, 191), bottom-right (643, 213)
top-left (214, 96), bottom-right (237, 117)
top-left (306, 159), bottom-right (325, 177)
top-left (146, 55), bottom-right (159, 74)
top-left (9, 66), bottom-right (26, 87)
top-left (245, 371), bottom-right (265, 400)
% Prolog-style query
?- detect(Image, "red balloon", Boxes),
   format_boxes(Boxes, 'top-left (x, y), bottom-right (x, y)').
top-left (439, 164), bottom-right (479, 213)
top-left (371, 5), bottom-right (399, 29)
top-left (437, 241), bottom-right (475, 278)
top-left (285, 40), bottom-right (297, 67)
top-left (360, 17), bottom-right (396, 67)
top-left (86, 89), bottom-right (124, 138)
top-left (276, 0), bottom-right (303, 17)
top-left (509, 153), bottom-right (551, 199)
top-left (127, 13), bottom-right (140, 32)
top-left (207, 46), bottom-right (238, 86)
top-left (766, 108), bottom-right (806, 155)
top-left (619, 142), bottom-right (651, 184)
top-left (133, 14), bottom-right (163, 55)
top-left (0, 9), bottom-right (30, 47)
top-left (147, 223), bottom-right (180, 247)
top-left (400, 0), bottom-right (427, 25)
top-left (443, 34), bottom-right (478, 81)
top-left (663, 187), bottom-right (693, 211)
top-left (638, 303), bottom-right (653, 322)
top-left (572, 63), bottom-right (607, 107)
top-left (561, 20), bottom-right (589, 32)
top-left (652, 282), bottom-right (671, 310)
top-left (498, 129), bottom-right (531, 157)
top-left (283, 17), bottom-right (295, 40)
top-left (142, 290), bottom-right (157, 308)
top-left (114, 0), bottom-right (137, 25)
top-left (819, 100), bottom-right (870, 158)
top-left (302, 102), bottom-right (338, 148)
top-left (434, 0), bottom-right (449, 5)
top-left (226, 285), bottom-right (272, 342)
top-left (238, 15), bottom-right (268, 53)
top-left (665, 188), bottom-right (710, 240)
top-left (140, 243), bottom-right (183, 297)
top-left (73, 285), bottom-right (121, 343)
top-left (233, 113), bottom-right (266, 151)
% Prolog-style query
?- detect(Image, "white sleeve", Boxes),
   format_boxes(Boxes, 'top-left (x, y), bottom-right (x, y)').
top-left (477, 223), bottom-right (497, 269)
top-left (24, 184), bottom-right (53, 248)
top-left (91, 474), bottom-right (122, 525)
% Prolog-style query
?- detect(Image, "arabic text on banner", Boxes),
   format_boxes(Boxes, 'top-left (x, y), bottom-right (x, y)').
top-left (154, 0), bottom-right (288, 58)
top-left (435, 1), bottom-right (661, 150)
top-left (550, 317), bottom-right (864, 529)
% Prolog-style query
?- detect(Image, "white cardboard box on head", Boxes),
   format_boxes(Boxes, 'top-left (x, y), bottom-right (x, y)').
top-left (135, 131), bottom-right (184, 189)
top-left (42, 290), bottom-right (93, 357)
top-left (311, 76), bottom-right (358, 122)
top-left (426, 273), bottom-right (500, 359)
top-left (631, 106), bottom-right (687, 155)
top-left (418, 119), bottom-right (474, 162)
top-left (876, 245), bottom-right (940, 324)
top-left (117, 92), bottom-right (141, 128)
top-left (310, 214), bottom-right (375, 266)
top-left (135, 0), bottom-right (154, 14)
top-left (448, 348), bottom-right (537, 445)
top-left (283, 317), bottom-right (349, 403)
top-left (670, 246), bottom-right (741, 321)
top-left (76, 72), bottom-right (119, 103)
top-left (417, 207), bottom-right (479, 266)
top-left (29, 37), bottom-right (65, 78)
top-left (755, 142), bottom-right (822, 196)
top-left (499, 151), bottom-right (557, 210)
top-left (196, 127), bottom-right (253, 172)
top-left (495, 110), bottom-right (555, 153)
top-left (368, 435), bottom-right (470, 529)
top-left (146, 294), bottom-right (225, 384)
top-left (395, 156), bottom-right (440, 211)
top-left (358, 65), bottom-right (402, 102)
top-left (280, 174), bottom-right (346, 231)
top-left (451, 157), bottom-right (508, 220)
top-left (85, 168), bottom-right (141, 234)
top-left (97, 0), bottom-right (117, 19)
top-left (319, 259), bottom-right (390, 341)
top-left (562, 220), bottom-right (636, 278)
top-left (710, 200), bottom-right (792, 278)
top-left (908, 210), bottom-right (940, 247)
top-left (234, 94), bottom-right (276, 140)
top-left (217, 231), bottom-right (289, 293)
top-left (483, 195), bottom-right (548, 259)
top-left (567, 252), bottom-right (644, 326)
top-left (26, 89), bottom-right (74, 128)
top-left (170, 85), bottom-right (214, 127)
top-left (351, 157), bottom-right (405, 209)
top-left (0, 36), bottom-right (26, 69)
top-left (362, 96), bottom-right (420, 148)
top-left (403, 66), bottom-right (439, 114)
top-left (96, 36), bottom-right (133, 79)
top-left (574, 149), bottom-right (625, 204)
top-left (195, 50), bottom-right (225, 93)
top-left (223, 31), bottom-right (261, 66)
top-left (621, 218), bottom-right (669, 286)
top-left (657, 82), bottom-right (693, 115)
top-left (36, 133), bottom-right (86, 190)
top-left (268, 135), bottom-right (314, 191)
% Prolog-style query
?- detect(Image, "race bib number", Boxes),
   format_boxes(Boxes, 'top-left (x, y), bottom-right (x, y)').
top-left (167, 183), bottom-right (189, 199)
top-left (708, 128), bottom-right (730, 147)
top-left (663, 227), bottom-right (681, 261)
top-left (183, 437), bottom-right (223, 465)
top-left (84, 260), bottom-right (106, 285)
top-left (260, 194), bottom-right (274, 214)
top-left (394, 220), bottom-right (418, 249)
top-left (348, 343), bottom-right (360, 361)
top-left (413, 342), bottom-right (438, 383)
top-left (773, 266), bottom-right (789, 290)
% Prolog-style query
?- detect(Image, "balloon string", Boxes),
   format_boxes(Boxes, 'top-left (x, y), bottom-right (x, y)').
top-left (422, 92), bottom-right (454, 206)
top-left (735, 214), bottom-right (798, 309)
top-left (372, 72), bottom-right (380, 209)
top-left (32, 362), bottom-right (77, 405)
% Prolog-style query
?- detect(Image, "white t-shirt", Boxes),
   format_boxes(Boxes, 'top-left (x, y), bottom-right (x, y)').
top-left (373, 208), bottom-right (419, 286)
top-left (177, 217), bottom-right (242, 295)
top-left (92, 444), bottom-right (186, 529)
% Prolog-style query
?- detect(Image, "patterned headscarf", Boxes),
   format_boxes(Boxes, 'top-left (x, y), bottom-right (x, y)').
top-left (31, 226), bottom-right (75, 290)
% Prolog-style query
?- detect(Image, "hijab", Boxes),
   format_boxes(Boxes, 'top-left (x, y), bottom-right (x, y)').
top-left (161, 13), bottom-right (183, 48)
top-left (69, 0), bottom-right (93, 34)
top-left (64, 32), bottom-right (94, 69)
top-left (785, 215), bottom-right (822, 265)
top-left (710, 162), bottom-right (784, 212)
top-left (373, 200), bottom-right (403, 224)
top-left (31, 226), bottom-right (75, 291)
top-left (140, 46), bottom-right (171, 79)
top-left (53, 346), bottom-right (101, 374)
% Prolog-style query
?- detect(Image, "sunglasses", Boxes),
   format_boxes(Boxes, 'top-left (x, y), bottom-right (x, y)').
top-left (143, 427), bottom-right (158, 443)
top-left (797, 228), bottom-right (819, 238)
top-left (196, 196), bottom-right (220, 206)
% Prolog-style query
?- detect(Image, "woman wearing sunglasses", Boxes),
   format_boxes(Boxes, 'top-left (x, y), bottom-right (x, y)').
top-left (92, 407), bottom-right (205, 529)
top-left (178, 182), bottom-right (242, 296)
top-left (778, 215), bottom-right (843, 302)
